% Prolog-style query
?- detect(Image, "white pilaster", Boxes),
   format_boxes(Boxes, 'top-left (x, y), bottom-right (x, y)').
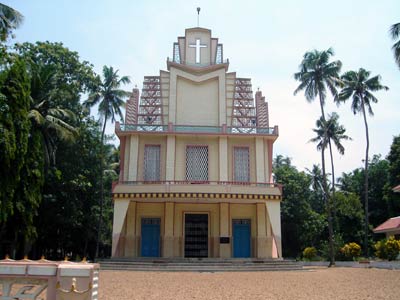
top-left (127, 135), bottom-right (139, 181)
top-left (219, 137), bottom-right (228, 181)
top-left (111, 199), bottom-right (130, 257)
top-left (166, 136), bottom-right (176, 180)
top-left (255, 137), bottom-right (265, 182)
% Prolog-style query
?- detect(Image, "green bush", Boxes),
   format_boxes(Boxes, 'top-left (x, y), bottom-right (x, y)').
top-left (340, 242), bottom-right (361, 260)
top-left (302, 247), bottom-right (317, 260)
top-left (374, 237), bottom-right (400, 261)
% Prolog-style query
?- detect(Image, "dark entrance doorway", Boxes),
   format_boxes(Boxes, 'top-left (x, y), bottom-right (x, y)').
top-left (184, 214), bottom-right (208, 258)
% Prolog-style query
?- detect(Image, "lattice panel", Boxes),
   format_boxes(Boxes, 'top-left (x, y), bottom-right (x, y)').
top-left (142, 218), bottom-right (160, 225)
top-left (144, 145), bottom-right (160, 181)
top-left (138, 76), bottom-right (163, 125)
top-left (234, 147), bottom-right (250, 182)
top-left (216, 44), bottom-right (223, 64)
top-left (186, 146), bottom-right (208, 181)
top-left (233, 219), bottom-right (251, 225)
top-left (173, 42), bottom-right (181, 63)
top-left (232, 78), bottom-right (257, 128)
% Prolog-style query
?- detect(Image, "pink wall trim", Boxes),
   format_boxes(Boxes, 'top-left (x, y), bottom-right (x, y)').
top-left (119, 136), bottom-right (126, 182)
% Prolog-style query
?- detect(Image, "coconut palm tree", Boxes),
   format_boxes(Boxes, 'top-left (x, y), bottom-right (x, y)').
top-left (311, 113), bottom-right (352, 192)
top-left (0, 3), bottom-right (24, 41)
top-left (294, 48), bottom-right (342, 266)
top-left (335, 68), bottom-right (388, 256)
top-left (310, 113), bottom-right (351, 228)
top-left (390, 22), bottom-right (400, 69)
top-left (28, 64), bottom-right (77, 167)
top-left (85, 65), bottom-right (130, 259)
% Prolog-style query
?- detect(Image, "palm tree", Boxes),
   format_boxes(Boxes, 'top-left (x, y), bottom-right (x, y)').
top-left (0, 3), bottom-right (24, 41)
top-left (310, 113), bottom-right (351, 227)
top-left (390, 23), bottom-right (400, 68)
top-left (311, 113), bottom-right (351, 192)
top-left (294, 48), bottom-right (342, 119)
top-left (85, 65), bottom-right (130, 259)
top-left (335, 68), bottom-right (388, 256)
top-left (28, 64), bottom-right (77, 166)
top-left (294, 48), bottom-right (342, 266)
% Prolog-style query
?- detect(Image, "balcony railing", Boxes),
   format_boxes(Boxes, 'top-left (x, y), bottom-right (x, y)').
top-left (116, 123), bottom-right (278, 136)
top-left (117, 180), bottom-right (281, 189)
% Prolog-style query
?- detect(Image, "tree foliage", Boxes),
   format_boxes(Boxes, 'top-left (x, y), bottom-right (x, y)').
top-left (0, 3), bottom-right (23, 41)
top-left (336, 68), bottom-right (388, 255)
top-left (0, 58), bottom-right (44, 256)
top-left (85, 65), bottom-right (130, 259)
top-left (390, 22), bottom-right (400, 69)
top-left (274, 157), bottom-right (326, 257)
top-left (384, 135), bottom-right (400, 218)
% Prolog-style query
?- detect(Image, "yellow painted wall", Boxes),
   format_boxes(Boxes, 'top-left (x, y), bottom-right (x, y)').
top-left (175, 136), bottom-right (219, 181)
top-left (176, 77), bottom-right (219, 126)
top-left (137, 136), bottom-right (167, 181)
top-left (116, 200), bottom-right (276, 258)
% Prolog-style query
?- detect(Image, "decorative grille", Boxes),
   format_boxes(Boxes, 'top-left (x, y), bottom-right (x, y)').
top-left (138, 76), bottom-right (163, 125)
top-left (186, 146), bottom-right (208, 181)
top-left (142, 218), bottom-right (160, 225)
top-left (234, 147), bottom-right (250, 182)
top-left (232, 78), bottom-right (257, 129)
top-left (233, 219), bottom-right (251, 225)
top-left (185, 214), bottom-right (208, 258)
top-left (173, 42), bottom-right (181, 63)
top-left (216, 44), bottom-right (223, 64)
top-left (144, 145), bottom-right (160, 181)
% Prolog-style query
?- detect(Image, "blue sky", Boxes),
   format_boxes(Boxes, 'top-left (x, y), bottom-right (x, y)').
top-left (5, 0), bottom-right (400, 176)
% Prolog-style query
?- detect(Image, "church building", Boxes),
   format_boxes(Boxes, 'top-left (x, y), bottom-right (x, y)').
top-left (111, 27), bottom-right (282, 259)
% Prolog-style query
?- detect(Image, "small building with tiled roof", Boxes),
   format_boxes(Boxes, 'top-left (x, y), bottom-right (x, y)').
top-left (393, 184), bottom-right (400, 193)
top-left (373, 216), bottom-right (400, 238)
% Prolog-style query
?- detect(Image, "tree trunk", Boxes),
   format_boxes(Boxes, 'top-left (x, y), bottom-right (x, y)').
top-left (328, 139), bottom-right (337, 230)
top-left (361, 96), bottom-right (370, 257)
top-left (321, 147), bottom-right (335, 267)
top-left (318, 94), bottom-right (335, 267)
top-left (95, 113), bottom-right (107, 260)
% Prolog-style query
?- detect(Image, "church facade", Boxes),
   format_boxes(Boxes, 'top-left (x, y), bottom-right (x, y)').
top-left (111, 27), bottom-right (282, 259)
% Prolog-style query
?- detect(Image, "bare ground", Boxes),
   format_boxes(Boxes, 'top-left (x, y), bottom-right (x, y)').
top-left (99, 267), bottom-right (399, 300)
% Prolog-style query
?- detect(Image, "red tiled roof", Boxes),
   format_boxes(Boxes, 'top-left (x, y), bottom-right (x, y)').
top-left (393, 185), bottom-right (400, 193)
top-left (373, 216), bottom-right (400, 233)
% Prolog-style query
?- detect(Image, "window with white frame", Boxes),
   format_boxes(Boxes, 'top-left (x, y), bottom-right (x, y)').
top-left (144, 145), bottom-right (160, 181)
top-left (234, 147), bottom-right (250, 182)
top-left (186, 146), bottom-right (208, 181)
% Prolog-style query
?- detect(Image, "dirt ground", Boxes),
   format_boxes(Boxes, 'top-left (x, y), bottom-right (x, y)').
top-left (99, 267), bottom-right (399, 300)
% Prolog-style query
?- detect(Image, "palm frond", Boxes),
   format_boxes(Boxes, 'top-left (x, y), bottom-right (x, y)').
top-left (28, 109), bottom-right (46, 126)
top-left (389, 23), bottom-right (400, 40)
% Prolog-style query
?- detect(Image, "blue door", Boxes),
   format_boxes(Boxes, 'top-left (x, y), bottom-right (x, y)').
top-left (233, 219), bottom-right (251, 258)
top-left (141, 218), bottom-right (160, 257)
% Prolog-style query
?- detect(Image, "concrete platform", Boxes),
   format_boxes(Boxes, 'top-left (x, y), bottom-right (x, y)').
top-left (98, 258), bottom-right (303, 272)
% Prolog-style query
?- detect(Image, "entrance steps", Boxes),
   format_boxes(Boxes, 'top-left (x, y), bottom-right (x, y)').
top-left (98, 258), bottom-right (303, 272)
